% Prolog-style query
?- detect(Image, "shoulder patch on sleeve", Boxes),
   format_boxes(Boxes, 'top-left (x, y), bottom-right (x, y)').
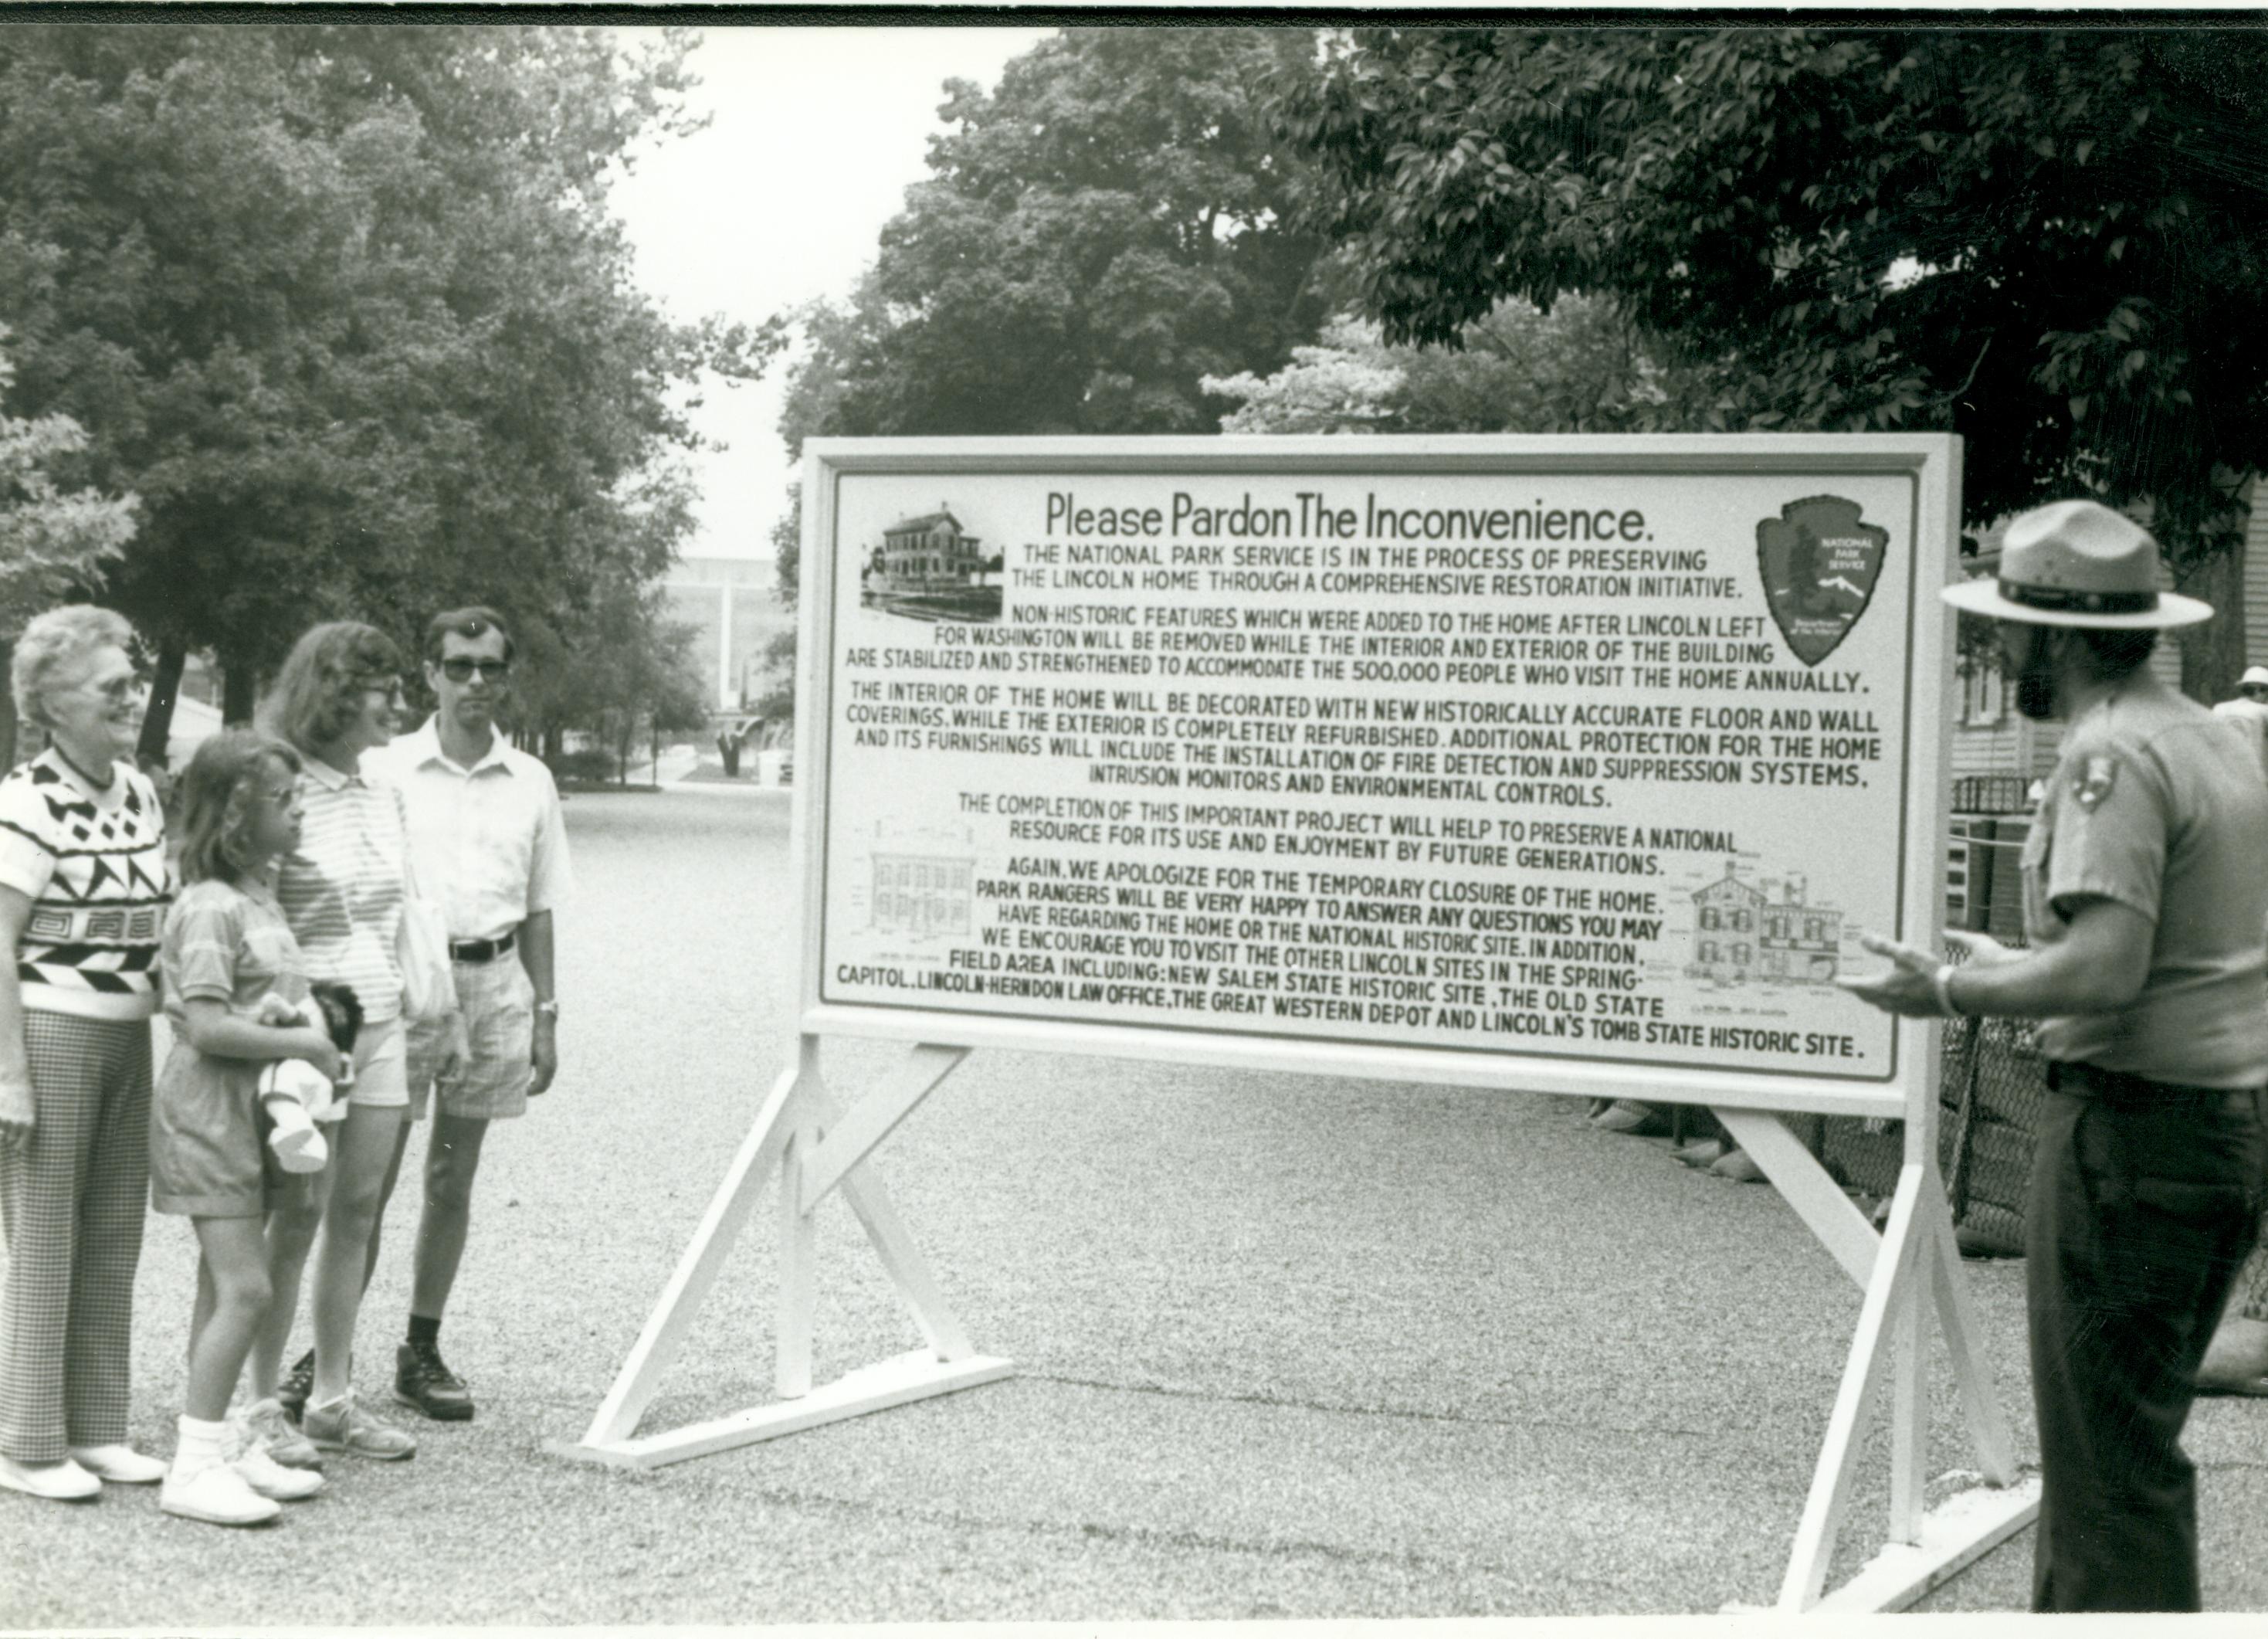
top-left (2073, 755), bottom-right (2119, 812)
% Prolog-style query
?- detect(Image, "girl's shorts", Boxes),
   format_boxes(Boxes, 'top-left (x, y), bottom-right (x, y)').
top-left (150, 1049), bottom-right (286, 1219)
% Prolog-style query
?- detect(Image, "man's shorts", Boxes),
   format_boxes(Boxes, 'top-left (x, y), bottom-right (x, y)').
top-left (405, 954), bottom-right (534, 1122)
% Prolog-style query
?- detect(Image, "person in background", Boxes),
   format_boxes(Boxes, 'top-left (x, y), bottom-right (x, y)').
top-left (1843, 499), bottom-right (2268, 1613)
top-left (2211, 663), bottom-right (2268, 781)
top-left (0, 606), bottom-right (173, 1500)
top-left (365, 606), bottom-right (570, 1424)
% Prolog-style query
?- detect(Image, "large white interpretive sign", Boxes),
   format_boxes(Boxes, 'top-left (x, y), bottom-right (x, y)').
top-left (796, 436), bottom-right (1959, 1116)
top-left (576, 437), bottom-right (2034, 1617)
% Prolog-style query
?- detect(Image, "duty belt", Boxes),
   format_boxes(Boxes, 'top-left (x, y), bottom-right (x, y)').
top-left (2045, 1060), bottom-right (2260, 1110)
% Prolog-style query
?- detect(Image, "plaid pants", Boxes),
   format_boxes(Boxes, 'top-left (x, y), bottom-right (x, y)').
top-left (0, 1012), bottom-right (152, 1461)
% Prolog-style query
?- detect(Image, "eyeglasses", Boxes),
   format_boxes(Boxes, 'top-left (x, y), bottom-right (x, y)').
top-left (76, 674), bottom-right (144, 704)
top-left (439, 658), bottom-right (510, 684)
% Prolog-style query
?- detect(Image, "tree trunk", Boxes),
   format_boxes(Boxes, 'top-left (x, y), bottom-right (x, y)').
top-left (222, 656), bottom-right (259, 725)
top-left (0, 641), bottom-right (16, 771)
top-left (136, 643), bottom-right (188, 767)
top-left (2175, 537), bottom-right (2246, 706)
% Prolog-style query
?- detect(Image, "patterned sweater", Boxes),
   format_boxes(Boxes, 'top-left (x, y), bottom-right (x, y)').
top-left (0, 748), bottom-right (173, 1020)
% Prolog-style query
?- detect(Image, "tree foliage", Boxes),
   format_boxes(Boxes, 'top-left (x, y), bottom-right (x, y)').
top-left (779, 27), bottom-right (1333, 454)
top-left (1283, 27), bottom-right (2268, 695)
top-left (0, 329), bottom-right (136, 636)
top-left (1205, 295), bottom-right (1704, 435)
top-left (0, 24), bottom-right (781, 745)
top-left (0, 326), bottom-right (140, 767)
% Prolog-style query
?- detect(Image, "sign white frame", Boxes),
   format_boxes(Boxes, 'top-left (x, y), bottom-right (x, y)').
top-left (558, 435), bottom-right (2038, 1614)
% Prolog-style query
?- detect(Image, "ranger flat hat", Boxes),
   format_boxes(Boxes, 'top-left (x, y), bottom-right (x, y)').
top-left (1941, 499), bottom-right (2212, 629)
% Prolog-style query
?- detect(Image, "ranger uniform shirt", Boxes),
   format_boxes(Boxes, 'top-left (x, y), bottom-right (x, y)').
top-left (2024, 673), bottom-right (2268, 1088)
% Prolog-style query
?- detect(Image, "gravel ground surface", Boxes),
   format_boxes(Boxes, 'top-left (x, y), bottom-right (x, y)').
top-left (6, 786), bottom-right (2266, 1624)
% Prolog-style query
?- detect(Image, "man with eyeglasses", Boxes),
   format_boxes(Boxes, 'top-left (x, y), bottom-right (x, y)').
top-left (362, 606), bottom-right (572, 1424)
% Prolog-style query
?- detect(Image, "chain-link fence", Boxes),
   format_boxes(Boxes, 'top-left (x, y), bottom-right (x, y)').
top-left (1815, 984), bottom-right (2268, 1320)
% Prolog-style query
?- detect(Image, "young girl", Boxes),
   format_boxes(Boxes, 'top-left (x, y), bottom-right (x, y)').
top-left (148, 731), bottom-right (344, 1526)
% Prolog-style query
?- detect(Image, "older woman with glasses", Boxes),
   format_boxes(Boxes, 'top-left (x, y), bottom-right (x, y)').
top-left (244, 621), bottom-right (439, 1467)
top-left (0, 605), bottom-right (174, 1499)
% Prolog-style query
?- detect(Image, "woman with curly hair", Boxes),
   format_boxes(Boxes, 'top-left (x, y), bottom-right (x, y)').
top-left (247, 621), bottom-right (449, 1465)
top-left (0, 605), bottom-right (173, 1499)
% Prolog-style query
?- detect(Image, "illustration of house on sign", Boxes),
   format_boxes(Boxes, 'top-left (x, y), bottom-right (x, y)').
top-left (876, 508), bottom-right (986, 592)
top-left (1688, 863), bottom-right (1843, 986)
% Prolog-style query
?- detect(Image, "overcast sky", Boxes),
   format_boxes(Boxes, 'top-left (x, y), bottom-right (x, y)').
top-left (610, 25), bottom-right (1056, 572)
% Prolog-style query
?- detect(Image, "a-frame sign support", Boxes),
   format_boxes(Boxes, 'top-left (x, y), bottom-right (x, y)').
top-left (550, 1036), bottom-right (1011, 1470)
top-left (555, 1038), bottom-right (2036, 1612)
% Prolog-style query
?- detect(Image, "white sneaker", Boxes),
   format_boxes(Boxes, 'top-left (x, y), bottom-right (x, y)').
top-left (160, 1460), bottom-right (281, 1526)
top-left (68, 1443), bottom-right (166, 1484)
top-left (227, 1433), bottom-right (325, 1502)
top-left (0, 1454), bottom-right (100, 1501)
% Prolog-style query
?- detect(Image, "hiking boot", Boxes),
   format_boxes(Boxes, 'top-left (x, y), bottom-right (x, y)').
top-left (302, 1391), bottom-right (416, 1461)
top-left (276, 1348), bottom-right (316, 1420)
top-left (395, 1340), bottom-right (474, 1423)
top-left (240, 1397), bottom-right (323, 1472)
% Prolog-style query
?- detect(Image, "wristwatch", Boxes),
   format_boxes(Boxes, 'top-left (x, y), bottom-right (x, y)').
top-left (534, 1000), bottom-right (561, 1018)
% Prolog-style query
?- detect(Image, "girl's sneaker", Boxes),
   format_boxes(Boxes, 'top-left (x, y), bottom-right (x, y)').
top-left (302, 1391), bottom-right (416, 1461)
top-left (225, 1424), bottom-right (325, 1502)
top-left (241, 1397), bottom-right (323, 1471)
top-left (160, 1460), bottom-right (281, 1526)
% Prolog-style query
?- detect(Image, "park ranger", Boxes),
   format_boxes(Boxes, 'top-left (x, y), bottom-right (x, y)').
top-left (1843, 498), bottom-right (2268, 1614)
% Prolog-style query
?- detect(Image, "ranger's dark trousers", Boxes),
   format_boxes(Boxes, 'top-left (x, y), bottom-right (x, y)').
top-left (2029, 1066), bottom-right (2266, 1613)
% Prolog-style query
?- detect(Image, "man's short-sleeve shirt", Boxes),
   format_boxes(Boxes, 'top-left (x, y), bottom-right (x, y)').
top-left (365, 717), bottom-right (572, 942)
top-left (2023, 677), bottom-right (2268, 1087)
top-left (0, 749), bottom-right (171, 1020)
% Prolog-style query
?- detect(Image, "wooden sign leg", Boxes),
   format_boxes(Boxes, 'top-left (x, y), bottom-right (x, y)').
top-left (1712, 1109), bottom-right (2038, 1612)
top-left (551, 1039), bottom-right (1012, 1471)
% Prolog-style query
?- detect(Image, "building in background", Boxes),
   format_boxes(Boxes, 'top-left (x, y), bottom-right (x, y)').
top-left (663, 555), bottom-right (794, 711)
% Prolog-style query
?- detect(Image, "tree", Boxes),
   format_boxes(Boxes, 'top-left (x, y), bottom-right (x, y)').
top-left (510, 571), bottom-right (707, 783)
top-left (0, 25), bottom-right (780, 752)
top-left (789, 28), bottom-right (1332, 444)
top-left (768, 26), bottom-right (1336, 704)
top-left (0, 327), bottom-right (138, 767)
top-left (1205, 295), bottom-right (1704, 434)
top-left (1282, 27), bottom-right (2268, 697)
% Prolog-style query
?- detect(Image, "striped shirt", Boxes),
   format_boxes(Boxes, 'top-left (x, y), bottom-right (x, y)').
top-left (273, 753), bottom-right (406, 1024)
top-left (0, 748), bottom-right (172, 1020)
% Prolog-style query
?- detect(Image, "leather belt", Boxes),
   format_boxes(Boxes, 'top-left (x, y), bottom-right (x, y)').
top-left (448, 931), bottom-right (517, 965)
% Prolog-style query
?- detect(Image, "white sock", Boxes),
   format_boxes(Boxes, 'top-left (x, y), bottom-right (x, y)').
top-left (173, 1413), bottom-right (229, 1475)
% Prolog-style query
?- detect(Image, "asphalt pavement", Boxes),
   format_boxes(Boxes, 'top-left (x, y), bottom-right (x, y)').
top-left (11, 780), bottom-right (2268, 1626)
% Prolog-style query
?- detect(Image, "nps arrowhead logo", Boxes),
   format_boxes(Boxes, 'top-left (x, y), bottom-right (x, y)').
top-left (1755, 496), bottom-right (1890, 667)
